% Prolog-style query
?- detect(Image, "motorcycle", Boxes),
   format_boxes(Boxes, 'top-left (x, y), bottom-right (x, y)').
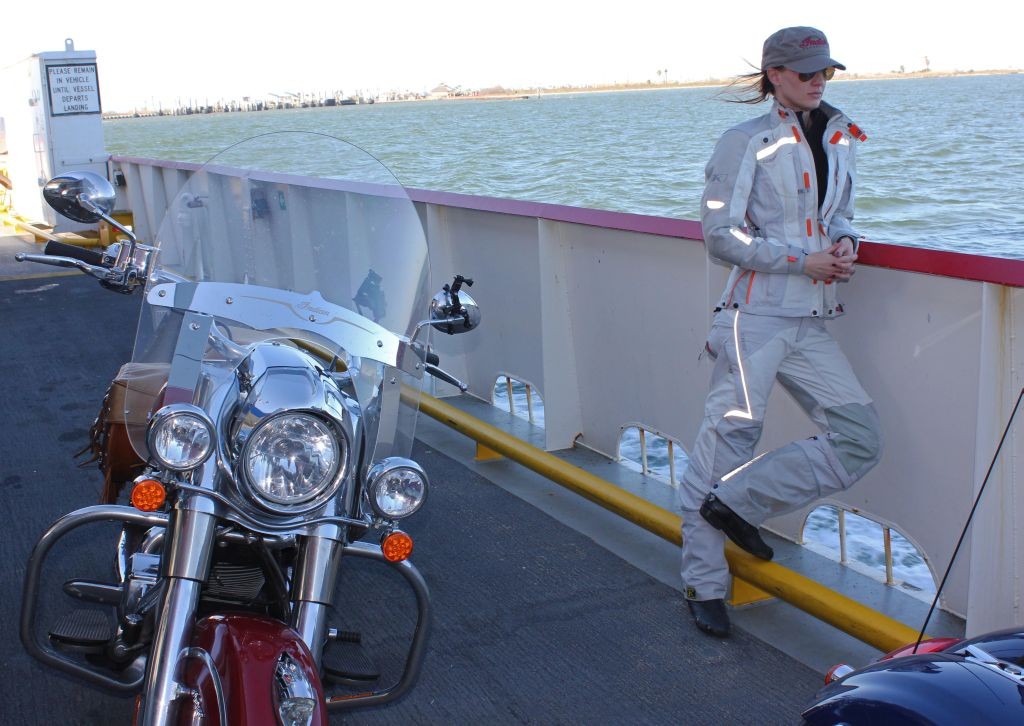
top-left (17, 132), bottom-right (481, 724)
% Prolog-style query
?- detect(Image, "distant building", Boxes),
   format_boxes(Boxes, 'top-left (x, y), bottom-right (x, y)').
top-left (428, 83), bottom-right (457, 99)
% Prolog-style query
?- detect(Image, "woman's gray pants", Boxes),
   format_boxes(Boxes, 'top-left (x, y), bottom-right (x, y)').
top-left (679, 310), bottom-right (882, 601)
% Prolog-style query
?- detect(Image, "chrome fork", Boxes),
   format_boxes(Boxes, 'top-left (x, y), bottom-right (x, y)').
top-left (291, 530), bottom-right (346, 666)
top-left (138, 507), bottom-right (218, 726)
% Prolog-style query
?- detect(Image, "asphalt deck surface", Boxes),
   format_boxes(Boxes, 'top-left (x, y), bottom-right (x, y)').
top-left (0, 273), bottom-right (821, 724)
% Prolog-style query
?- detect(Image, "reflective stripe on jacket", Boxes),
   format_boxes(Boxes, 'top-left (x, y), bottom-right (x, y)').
top-left (700, 100), bottom-right (865, 318)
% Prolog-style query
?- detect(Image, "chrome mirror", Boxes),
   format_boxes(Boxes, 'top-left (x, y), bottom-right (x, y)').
top-left (430, 275), bottom-right (481, 335)
top-left (42, 171), bottom-right (116, 223)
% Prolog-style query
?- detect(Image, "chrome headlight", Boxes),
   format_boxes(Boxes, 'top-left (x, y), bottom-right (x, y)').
top-left (146, 404), bottom-right (215, 471)
top-left (366, 458), bottom-right (428, 519)
top-left (242, 412), bottom-right (345, 507)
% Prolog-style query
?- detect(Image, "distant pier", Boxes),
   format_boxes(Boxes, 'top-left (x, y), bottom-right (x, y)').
top-left (102, 93), bottom-right (398, 120)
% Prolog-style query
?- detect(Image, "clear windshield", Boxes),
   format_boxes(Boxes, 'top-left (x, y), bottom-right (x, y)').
top-left (125, 132), bottom-right (429, 463)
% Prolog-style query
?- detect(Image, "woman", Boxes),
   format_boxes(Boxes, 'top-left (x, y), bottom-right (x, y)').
top-left (680, 27), bottom-right (882, 638)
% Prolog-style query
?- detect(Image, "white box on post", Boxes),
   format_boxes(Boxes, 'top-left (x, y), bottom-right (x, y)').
top-left (0, 38), bottom-right (107, 231)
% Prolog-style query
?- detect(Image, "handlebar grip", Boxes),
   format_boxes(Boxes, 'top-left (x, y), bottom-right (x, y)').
top-left (44, 240), bottom-right (105, 267)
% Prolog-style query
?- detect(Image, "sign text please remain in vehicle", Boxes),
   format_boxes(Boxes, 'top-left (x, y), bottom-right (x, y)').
top-left (46, 64), bottom-right (101, 116)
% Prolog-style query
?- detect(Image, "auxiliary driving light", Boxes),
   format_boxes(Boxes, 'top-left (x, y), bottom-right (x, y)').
top-left (146, 404), bottom-right (215, 471)
top-left (366, 457), bottom-right (428, 519)
top-left (381, 530), bottom-right (414, 562)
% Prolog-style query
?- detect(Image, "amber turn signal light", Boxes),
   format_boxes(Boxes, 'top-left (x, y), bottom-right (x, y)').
top-left (381, 530), bottom-right (414, 562)
top-left (131, 478), bottom-right (167, 512)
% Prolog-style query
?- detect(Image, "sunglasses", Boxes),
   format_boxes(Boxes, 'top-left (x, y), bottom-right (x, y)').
top-left (792, 67), bottom-right (837, 82)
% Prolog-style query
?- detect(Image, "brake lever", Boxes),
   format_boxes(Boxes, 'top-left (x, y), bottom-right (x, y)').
top-left (14, 252), bottom-right (111, 281)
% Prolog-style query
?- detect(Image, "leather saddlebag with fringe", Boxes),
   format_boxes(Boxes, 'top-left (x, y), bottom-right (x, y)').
top-left (80, 363), bottom-right (168, 503)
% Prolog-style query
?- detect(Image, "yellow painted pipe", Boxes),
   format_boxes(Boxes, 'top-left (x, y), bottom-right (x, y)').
top-left (412, 390), bottom-right (681, 539)
top-left (3, 214), bottom-right (61, 243)
top-left (2, 211), bottom-right (105, 247)
top-left (724, 546), bottom-right (922, 653)
top-left (414, 390), bottom-right (925, 653)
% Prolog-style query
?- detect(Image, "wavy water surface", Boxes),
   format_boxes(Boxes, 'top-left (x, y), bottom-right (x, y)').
top-left (106, 74), bottom-right (1024, 258)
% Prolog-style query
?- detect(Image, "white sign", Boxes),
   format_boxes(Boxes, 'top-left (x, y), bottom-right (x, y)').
top-left (46, 63), bottom-right (101, 116)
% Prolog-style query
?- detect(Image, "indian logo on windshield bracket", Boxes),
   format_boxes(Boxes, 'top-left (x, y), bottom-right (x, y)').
top-left (297, 301), bottom-right (330, 318)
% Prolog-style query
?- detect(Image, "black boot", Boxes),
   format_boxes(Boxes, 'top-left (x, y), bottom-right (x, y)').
top-left (687, 598), bottom-right (730, 637)
top-left (700, 493), bottom-right (774, 560)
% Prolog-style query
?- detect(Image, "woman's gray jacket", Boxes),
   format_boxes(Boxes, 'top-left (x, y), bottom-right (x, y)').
top-left (700, 99), bottom-right (866, 318)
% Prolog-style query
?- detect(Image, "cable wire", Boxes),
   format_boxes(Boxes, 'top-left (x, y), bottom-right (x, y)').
top-left (914, 386), bottom-right (1024, 652)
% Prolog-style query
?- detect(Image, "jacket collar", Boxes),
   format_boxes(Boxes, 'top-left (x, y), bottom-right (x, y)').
top-left (770, 99), bottom-right (847, 127)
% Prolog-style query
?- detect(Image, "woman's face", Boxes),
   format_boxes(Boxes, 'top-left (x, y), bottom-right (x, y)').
top-left (767, 67), bottom-right (827, 112)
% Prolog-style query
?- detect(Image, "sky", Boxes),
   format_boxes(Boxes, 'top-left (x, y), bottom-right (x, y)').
top-left (3, 1), bottom-right (1021, 111)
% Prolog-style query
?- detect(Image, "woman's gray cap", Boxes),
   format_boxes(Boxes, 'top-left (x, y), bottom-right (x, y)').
top-left (761, 26), bottom-right (846, 72)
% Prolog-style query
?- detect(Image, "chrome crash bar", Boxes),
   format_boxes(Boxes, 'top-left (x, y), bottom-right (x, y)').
top-left (325, 541), bottom-right (433, 711)
top-left (21, 505), bottom-right (169, 692)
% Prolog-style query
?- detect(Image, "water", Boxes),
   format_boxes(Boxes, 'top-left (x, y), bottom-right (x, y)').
top-left (804, 506), bottom-right (933, 595)
top-left (104, 74), bottom-right (1024, 258)
top-left (492, 376), bottom-right (546, 428)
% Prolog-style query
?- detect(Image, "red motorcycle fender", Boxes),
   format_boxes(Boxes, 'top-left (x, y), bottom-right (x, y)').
top-left (179, 613), bottom-right (327, 726)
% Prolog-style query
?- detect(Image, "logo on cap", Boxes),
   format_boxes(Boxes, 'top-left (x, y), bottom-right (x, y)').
top-left (800, 36), bottom-right (827, 49)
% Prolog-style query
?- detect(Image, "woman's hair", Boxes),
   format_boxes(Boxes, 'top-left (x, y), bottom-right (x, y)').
top-left (722, 68), bottom-right (777, 104)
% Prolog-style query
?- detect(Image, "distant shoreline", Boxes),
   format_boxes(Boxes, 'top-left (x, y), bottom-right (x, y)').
top-left (462, 68), bottom-right (1023, 100)
top-left (102, 68), bottom-right (1022, 119)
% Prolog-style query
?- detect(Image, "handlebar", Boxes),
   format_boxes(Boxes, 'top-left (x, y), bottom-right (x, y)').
top-left (44, 240), bottom-right (105, 267)
top-left (425, 364), bottom-right (467, 392)
top-left (16, 238), bottom-right (145, 293)
top-left (410, 343), bottom-right (465, 391)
